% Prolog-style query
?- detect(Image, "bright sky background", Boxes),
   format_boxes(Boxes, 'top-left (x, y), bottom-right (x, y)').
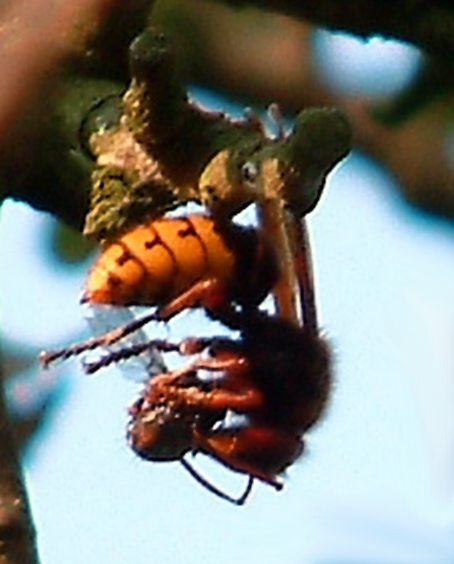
top-left (1, 33), bottom-right (454, 564)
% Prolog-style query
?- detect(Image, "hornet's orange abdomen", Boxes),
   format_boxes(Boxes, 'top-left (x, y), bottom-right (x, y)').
top-left (83, 215), bottom-right (237, 306)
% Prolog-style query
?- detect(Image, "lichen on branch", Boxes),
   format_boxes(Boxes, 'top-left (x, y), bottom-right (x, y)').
top-left (83, 28), bottom-right (351, 241)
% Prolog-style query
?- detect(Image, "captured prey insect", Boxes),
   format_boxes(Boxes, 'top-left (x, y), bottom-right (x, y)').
top-left (117, 219), bottom-right (332, 504)
top-left (126, 307), bottom-right (331, 503)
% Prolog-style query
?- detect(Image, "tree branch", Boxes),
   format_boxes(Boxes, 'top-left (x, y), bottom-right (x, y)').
top-left (153, 0), bottom-right (454, 221)
top-left (0, 0), bottom-right (155, 227)
top-left (0, 373), bottom-right (39, 564)
top-left (219, 0), bottom-right (454, 60)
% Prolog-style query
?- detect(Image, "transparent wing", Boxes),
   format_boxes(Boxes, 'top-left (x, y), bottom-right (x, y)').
top-left (83, 304), bottom-right (167, 381)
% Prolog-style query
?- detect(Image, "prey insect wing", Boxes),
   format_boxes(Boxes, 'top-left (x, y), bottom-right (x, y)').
top-left (83, 304), bottom-right (167, 380)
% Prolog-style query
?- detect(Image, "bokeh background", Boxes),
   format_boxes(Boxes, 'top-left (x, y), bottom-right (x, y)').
top-left (1, 1), bottom-right (454, 563)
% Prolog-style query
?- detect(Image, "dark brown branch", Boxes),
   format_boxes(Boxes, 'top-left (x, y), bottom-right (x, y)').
top-left (0, 0), bottom-right (156, 227)
top-left (217, 0), bottom-right (454, 60)
top-left (347, 98), bottom-right (454, 219)
top-left (0, 0), bottom-right (143, 152)
top-left (0, 375), bottom-right (39, 564)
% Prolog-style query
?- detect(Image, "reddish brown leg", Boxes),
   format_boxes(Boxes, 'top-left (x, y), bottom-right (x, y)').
top-left (83, 335), bottom-right (245, 376)
top-left (255, 159), bottom-right (300, 326)
top-left (162, 382), bottom-right (264, 413)
top-left (291, 217), bottom-right (318, 333)
top-left (156, 278), bottom-right (233, 320)
top-left (39, 310), bottom-right (161, 367)
top-left (157, 349), bottom-right (262, 411)
top-left (82, 339), bottom-right (181, 374)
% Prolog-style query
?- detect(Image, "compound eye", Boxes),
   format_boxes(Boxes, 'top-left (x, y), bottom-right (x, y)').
top-left (240, 161), bottom-right (259, 187)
